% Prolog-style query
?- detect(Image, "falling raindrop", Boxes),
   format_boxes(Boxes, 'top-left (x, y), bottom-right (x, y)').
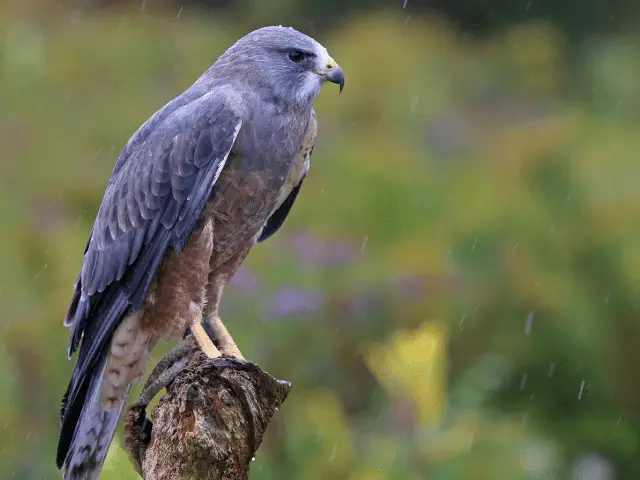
top-left (548, 362), bottom-right (556, 377)
top-left (402, 0), bottom-right (408, 8)
top-left (360, 235), bottom-right (368, 253)
top-left (578, 380), bottom-right (585, 400)
top-left (177, 6), bottom-right (183, 18)
top-left (409, 95), bottom-right (418, 113)
top-left (520, 373), bottom-right (528, 391)
top-left (524, 312), bottom-right (534, 336)
top-left (471, 238), bottom-right (478, 251)
top-left (329, 444), bottom-right (337, 462)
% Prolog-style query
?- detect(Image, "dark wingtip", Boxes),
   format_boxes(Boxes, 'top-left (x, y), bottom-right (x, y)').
top-left (57, 380), bottom-right (75, 470)
top-left (56, 451), bottom-right (65, 470)
top-left (56, 427), bottom-right (69, 469)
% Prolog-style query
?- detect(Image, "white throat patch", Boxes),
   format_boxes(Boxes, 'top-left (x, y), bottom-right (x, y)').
top-left (295, 44), bottom-right (332, 105)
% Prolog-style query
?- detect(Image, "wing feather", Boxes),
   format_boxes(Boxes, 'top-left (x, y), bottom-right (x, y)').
top-left (58, 91), bottom-right (243, 470)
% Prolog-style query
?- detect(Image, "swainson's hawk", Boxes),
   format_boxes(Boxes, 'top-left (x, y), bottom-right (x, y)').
top-left (56, 26), bottom-right (344, 480)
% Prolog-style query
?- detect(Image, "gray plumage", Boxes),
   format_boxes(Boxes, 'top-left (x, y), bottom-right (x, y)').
top-left (57, 25), bottom-right (344, 479)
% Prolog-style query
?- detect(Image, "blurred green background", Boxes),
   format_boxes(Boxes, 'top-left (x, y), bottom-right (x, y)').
top-left (2, 0), bottom-right (640, 478)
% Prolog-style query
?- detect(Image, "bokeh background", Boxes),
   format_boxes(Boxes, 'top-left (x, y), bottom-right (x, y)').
top-left (2, 0), bottom-right (640, 478)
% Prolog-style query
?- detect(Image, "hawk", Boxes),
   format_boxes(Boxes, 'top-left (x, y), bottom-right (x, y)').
top-left (56, 26), bottom-right (344, 480)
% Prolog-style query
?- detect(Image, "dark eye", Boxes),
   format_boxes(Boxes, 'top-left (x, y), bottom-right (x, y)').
top-left (288, 51), bottom-right (305, 63)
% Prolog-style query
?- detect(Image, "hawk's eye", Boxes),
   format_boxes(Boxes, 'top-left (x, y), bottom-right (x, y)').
top-left (288, 51), bottom-right (305, 63)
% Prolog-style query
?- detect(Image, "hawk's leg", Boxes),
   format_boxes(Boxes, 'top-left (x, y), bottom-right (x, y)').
top-left (190, 314), bottom-right (223, 359)
top-left (203, 244), bottom-right (253, 360)
top-left (203, 314), bottom-right (245, 360)
top-left (149, 217), bottom-right (222, 361)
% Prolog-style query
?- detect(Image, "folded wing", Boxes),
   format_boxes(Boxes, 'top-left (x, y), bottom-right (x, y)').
top-left (57, 91), bottom-right (242, 471)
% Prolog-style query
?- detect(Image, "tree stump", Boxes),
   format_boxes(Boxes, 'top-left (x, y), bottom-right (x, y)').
top-left (123, 344), bottom-right (291, 480)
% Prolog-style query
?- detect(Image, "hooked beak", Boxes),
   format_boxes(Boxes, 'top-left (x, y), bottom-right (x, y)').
top-left (323, 58), bottom-right (345, 93)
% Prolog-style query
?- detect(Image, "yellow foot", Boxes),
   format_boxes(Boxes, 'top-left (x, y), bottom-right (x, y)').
top-left (206, 316), bottom-right (245, 360)
top-left (191, 321), bottom-right (221, 359)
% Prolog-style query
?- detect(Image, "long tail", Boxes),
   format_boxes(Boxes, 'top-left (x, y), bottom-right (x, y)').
top-left (57, 349), bottom-right (129, 480)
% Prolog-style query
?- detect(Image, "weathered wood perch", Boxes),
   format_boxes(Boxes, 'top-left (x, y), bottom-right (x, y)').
top-left (123, 339), bottom-right (291, 479)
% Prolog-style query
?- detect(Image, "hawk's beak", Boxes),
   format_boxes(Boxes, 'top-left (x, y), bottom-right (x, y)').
top-left (323, 58), bottom-right (345, 93)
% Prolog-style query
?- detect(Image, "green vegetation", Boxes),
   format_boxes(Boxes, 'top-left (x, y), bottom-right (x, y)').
top-left (2, 4), bottom-right (640, 478)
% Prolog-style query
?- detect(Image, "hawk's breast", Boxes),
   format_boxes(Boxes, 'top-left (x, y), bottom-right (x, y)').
top-left (273, 108), bottom-right (316, 213)
top-left (203, 107), bottom-right (314, 262)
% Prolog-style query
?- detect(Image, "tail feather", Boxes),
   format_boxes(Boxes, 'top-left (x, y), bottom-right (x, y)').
top-left (58, 349), bottom-right (130, 480)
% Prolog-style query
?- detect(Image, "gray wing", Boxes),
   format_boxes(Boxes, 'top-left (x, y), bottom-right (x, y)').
top-left (68, 92), bottom-right (242, 357)
top-left (58, 91), bottom-right (242, 467)
top-left (257, 108), bottom-right (316, 243)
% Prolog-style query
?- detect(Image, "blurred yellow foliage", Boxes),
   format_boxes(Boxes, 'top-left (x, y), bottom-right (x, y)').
top-left (365, 322), bottom-right (446, 425)
top-left (286, 389), bottom-right (356, 479)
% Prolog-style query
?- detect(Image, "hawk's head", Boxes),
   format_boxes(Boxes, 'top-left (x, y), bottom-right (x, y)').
top-left (212, 26), bottom-right (345, 106)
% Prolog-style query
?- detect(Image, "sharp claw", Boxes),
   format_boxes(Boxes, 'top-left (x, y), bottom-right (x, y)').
top-left (182, 326), bottom-right (192, 340)
top-left (140, 416), bottom-right (153, 446)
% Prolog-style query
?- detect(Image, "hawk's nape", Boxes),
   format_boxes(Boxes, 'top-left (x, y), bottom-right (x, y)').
top-left (57, 93), bottom-right (242, 478)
